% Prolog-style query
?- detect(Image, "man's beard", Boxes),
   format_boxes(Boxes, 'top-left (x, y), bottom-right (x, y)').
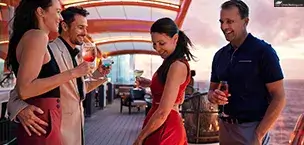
top-left (71, 39), bottom-right (83, 45)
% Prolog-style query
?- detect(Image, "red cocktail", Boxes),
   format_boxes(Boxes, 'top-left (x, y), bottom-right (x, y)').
top-left (219, 81), bottom-right (229, 117)
top-left (83, 51), bottom-right (96, 62)
top-left (219, 81), bottom-right (229, 96)
top-left (82, 42), bottom-right (97, 81)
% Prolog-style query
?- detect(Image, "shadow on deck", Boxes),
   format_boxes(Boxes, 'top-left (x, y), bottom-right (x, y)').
top-left (84, 99), bottom-right (145, 145)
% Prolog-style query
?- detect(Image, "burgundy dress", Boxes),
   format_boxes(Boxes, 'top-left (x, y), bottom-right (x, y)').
top-left (143, 59), bottom-right (191, 145)
top-left (14, 47), bottom-right (62, 145)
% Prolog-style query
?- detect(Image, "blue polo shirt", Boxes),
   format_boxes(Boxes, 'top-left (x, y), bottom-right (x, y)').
top-left (211, 33), bottom-right (284, 121)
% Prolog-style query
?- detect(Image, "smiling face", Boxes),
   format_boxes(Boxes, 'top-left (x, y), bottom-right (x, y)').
top-left (61, 14), bottom-right (88, 45)
top-left (220, 6), bottom-right (248, 43)
top-left (37, 0), bottom-right (62, 32)
top-left (67, 14), bottom-right (88, 45)
top-left (151, 32), bottom-right (178, 59)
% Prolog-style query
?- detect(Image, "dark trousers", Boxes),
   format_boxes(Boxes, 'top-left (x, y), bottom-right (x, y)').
top-left (219, 119), bottom-right (270, 145)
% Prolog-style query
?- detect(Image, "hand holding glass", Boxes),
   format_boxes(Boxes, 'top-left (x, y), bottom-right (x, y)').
top-left (97, 58), bottom-right (113, 79)
top-left (102, 58), bottom-right (114, 69)
top-left (81, 42), bottom-right (97, 81)
top-left (134, 70), bottom-right (144, 78)
top-left (219, 81), bottom-right (229, 117)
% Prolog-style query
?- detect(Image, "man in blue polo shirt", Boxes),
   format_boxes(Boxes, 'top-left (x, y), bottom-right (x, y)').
top-left (207, 0), bottom-right (286, 145)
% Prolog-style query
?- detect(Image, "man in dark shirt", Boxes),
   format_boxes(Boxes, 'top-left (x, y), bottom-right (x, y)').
top-left (207, 1), bottom-right (286, 145)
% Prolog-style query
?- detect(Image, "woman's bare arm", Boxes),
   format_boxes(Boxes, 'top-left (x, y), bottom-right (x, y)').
top-left (16, 30), bottom-right (86, 100)
top-left (136, 61), bottom-right (188, 140)
top-left (255, 80), bottom-right (286, 140)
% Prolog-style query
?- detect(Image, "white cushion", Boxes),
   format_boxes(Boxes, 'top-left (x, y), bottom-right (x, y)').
top-left (132, 100), bottom-right (147, 106)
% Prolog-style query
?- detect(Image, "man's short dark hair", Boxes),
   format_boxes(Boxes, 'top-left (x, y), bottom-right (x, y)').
top-left (59, 6), bottom-right (90, 33)
top-left (221, 0), bottom-right (249, 19)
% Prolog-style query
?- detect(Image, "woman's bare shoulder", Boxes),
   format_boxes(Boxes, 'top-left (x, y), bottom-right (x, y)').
top-left (22, 29), bottom-right (49, 42)
top-left (170, 60), bottom-right (188, 70)
top-left (17, 29), bottom-right (49, 57)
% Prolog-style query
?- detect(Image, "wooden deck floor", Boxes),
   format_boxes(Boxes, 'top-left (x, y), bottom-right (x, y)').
top-left (84, 99), bottom-right (219, 145)
top-left (84, 99), bottom-right (145, 145)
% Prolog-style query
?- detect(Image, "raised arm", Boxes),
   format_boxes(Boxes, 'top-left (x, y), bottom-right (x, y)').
top-left (207, 52), bottom-right (228, 105)
top-left (136, 77), bottom-right (152, 88)
top-left (85, 63), bottom-right (111, 93)
top-left (208, 51), bottom-right (220, 99)
top-left (85, 78), bottom-right (108, 93)
top-left (16, 30), bottom-right (91, 100)
top-left (135, 61), bottom-right (187, 142)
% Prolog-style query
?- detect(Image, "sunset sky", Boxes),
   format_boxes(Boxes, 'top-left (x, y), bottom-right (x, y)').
top-left (178, 0), bottom-right (304, 81)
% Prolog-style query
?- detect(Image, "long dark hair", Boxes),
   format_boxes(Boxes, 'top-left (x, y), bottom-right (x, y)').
top-left (151, 17), bottom-right (195, 84)
top-left (5, 0), bottom-right (53, 73)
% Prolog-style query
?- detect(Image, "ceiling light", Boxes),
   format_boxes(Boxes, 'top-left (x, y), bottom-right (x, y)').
top-left (0, 40), bottom-right (9, 44)
top-left (0, 3), bottom-right (8, 6)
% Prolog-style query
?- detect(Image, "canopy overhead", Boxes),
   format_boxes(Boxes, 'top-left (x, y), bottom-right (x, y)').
top-left (0, 0), bottom-right (192, 58)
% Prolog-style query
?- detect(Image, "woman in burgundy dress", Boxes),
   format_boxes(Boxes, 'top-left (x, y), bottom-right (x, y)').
top-left (133, 17), bottom-right (195, 145)
top-left (6, 0), bottom-right (91, 144)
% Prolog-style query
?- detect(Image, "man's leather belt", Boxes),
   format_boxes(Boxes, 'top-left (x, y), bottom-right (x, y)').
top-left (220, 117), bottom-right (258, 124)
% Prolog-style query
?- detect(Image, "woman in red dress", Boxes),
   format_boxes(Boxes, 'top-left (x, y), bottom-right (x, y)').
top-left (133, 17), bottom-right (195, 145)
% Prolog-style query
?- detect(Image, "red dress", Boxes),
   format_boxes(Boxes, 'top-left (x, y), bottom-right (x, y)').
top-left (143, 59), bottom-right (190, 145)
